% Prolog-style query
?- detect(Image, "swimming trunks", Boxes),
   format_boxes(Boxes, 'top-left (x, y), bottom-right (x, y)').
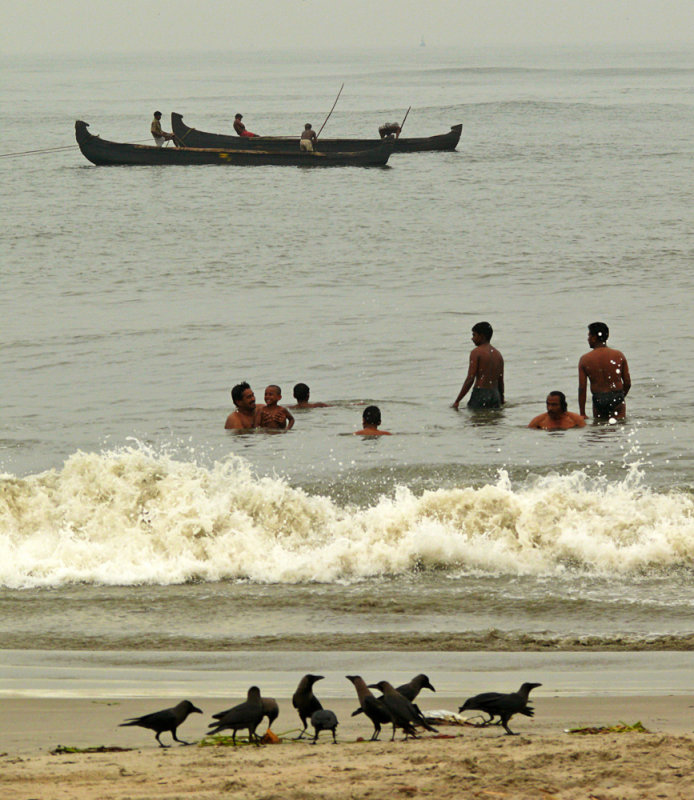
top-left (468, 387), bottom-right (502, 409)
top-left (591, 390), bottom-right (625, 418)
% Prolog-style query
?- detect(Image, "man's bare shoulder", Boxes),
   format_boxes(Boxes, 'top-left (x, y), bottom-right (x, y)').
top-left (225, 411), bottom-right (241, 429)
top-left (528, 414), bottom-right (548, 429)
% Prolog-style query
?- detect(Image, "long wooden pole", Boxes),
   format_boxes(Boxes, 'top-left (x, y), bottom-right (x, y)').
top-left (399, 106), bottom-right (412, 134)
top-left (316, 84), bottom-right (344, 139)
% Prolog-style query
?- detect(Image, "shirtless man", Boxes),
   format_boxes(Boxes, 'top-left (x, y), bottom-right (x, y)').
top-left (151, 111), bottom-right (175, 147)
top-left (452, 321), bottom-right (505, 410)
top-left (378, 122), bottom-right (402, 139)
top-left (233, 114), bottom-right (258, 137)
top-left (224, 382), bottom-right (262, 429)
top-left (578, 322), bottom-right (631, 419)
top-left (528, 391), bottom-right (586, 430)
top-left (300, 123), bottom-right (317, 152)
top-left (255, 385), bottom-right (295, 430)
top-left (291, 383), bottom-right (328, 409)
top-left (355, 405), bottom-right (391, 436)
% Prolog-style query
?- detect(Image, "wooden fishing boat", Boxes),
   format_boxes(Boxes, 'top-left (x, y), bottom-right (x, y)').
top-left (74, 121), bottom-right (393, 167)
top-left (171, 113), bottom-right (462, 153)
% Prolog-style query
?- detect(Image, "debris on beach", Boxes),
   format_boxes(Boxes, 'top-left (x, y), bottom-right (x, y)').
top-left (566, 721), bottom-right (650, 735)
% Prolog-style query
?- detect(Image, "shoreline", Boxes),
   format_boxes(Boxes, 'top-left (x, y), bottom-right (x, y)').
top-left (4, 649), bottom-right (693, 797)
top-left (3, 694), bottom-right (693, 799)
top-left (2, 649), bottom-right (694, 700)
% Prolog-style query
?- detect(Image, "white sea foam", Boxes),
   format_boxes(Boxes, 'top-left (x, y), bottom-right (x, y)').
top-left (1, 447), bottom-right (694, 588)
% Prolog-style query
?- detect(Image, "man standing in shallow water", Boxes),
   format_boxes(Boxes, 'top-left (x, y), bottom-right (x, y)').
top-left (578, 322), bottom-right (631, 420)
top-left (225, 382), bottom-right (262, 429)
top-left (452, 321), bottom-right (505, 410)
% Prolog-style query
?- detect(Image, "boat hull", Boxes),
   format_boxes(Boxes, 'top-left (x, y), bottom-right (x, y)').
top-left (75, 121), bottom-right (393, 167)
top-left (171, 113), bottom-right (462, 153)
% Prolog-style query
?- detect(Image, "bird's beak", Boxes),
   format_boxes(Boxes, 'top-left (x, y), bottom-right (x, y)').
top-left (193, 706), bottom-right (203, 714)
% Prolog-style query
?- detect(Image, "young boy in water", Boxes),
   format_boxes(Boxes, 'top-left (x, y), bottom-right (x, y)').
top-left (354, 405), bottom-right (391, 436)
top-left (255, 385), bottom-right (295, 430)
top-left (291, 383), bottom-right (329, 409)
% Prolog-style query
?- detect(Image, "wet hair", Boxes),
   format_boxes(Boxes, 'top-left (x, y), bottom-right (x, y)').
top-left (231, 381), bottom-right (251, 405)
top-left (472, 321), bottom-right (493, 340)
top-left (154, 111), bottom-right (162, 118)
top-left (235, 113), bottom-right (242, 119)
top-left (362, 405), bottom-right (381, 426)
top-left (266, 384), bottom-right (281, 395)
top-left (588, 321), bottom-right (609, 341)
top-left (304, 123), bottom-right (312, 129)
top-left (548, 391), bottom-right (568, 412)
top-left (293, 383), bottom-right (310, 402)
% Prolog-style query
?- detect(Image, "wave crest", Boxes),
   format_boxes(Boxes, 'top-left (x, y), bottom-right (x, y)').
top-left (2, 448), bottom-right (693, 588)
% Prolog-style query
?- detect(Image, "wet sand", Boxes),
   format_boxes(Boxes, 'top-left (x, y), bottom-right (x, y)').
top-left (3, 694), bottom-right (694, 799)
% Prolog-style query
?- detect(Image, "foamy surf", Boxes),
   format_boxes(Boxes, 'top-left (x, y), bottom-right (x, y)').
top-left (2, 447), bottom-right (693, 589)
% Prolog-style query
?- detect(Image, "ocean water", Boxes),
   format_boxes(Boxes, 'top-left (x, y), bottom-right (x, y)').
top-left (2, 45), bottom-right (694, 661)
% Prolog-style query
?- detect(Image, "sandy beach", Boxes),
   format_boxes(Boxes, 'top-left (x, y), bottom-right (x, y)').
top-left (3, 694), bottom-right (694, 799)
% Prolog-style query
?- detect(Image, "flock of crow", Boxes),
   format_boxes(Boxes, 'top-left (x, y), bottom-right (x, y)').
top-left (120, 674), bottom-right (542, 748)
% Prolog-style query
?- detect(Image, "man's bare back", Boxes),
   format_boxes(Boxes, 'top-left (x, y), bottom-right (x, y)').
top-left (578, 324), bottom-right (631, 419)
top-left (452, 323), bottom-right (504, 410)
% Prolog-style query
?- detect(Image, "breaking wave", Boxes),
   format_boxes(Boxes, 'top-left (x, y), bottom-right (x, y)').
top-left (2, 447), bottom-right (694, 589)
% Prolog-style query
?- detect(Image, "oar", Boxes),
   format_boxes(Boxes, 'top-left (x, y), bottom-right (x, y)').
top-left (316, 83), bottom-right (344, 139)
top-left (399, 106), bottom-right (412, 135)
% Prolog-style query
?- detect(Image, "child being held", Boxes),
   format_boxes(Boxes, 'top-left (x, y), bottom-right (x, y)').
top-left (255, 385), bottom-right (295, 430)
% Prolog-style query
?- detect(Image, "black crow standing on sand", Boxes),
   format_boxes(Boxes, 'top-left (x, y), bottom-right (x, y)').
top-left (310, 709), bottom-right (339, 744)
top-left (292, 674), bottom-right (324, 739)
top-left (396, 673), bottom-right (436, 702)
top-left (368, 680), bottom-right (438, 741)
top-left (459, 682), bottom-right (542, 735)
top-left (212, 694), bottom-right (279, 733)
top-left (207, 686), bottom-right (265, 744)
top-left (119, 699), bottom-right (202, 747)
top-left (346, 675), bottom-right (392, 741)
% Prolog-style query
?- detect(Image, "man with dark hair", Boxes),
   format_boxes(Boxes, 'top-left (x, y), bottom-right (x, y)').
top-left (378, 122), bottom-right (401, 139)
top-left (452, 321), bottom-right (505, 410)
top-left (300, 123), bottom-right (317, 152)
top-left (233, 113), bottom-right (258, 137)
top-left (578, 322), bottom-right (631, 419)
top-left (291, 383), bottom-right (328, 409)
top-left (355, 406), bottom-right (391, 436)
top-left (225, 382), bottom-right (262, 429)
top-left (151, 111), bottom-right (175, 147)
top-left (528, 392), bottom-right (586, 430)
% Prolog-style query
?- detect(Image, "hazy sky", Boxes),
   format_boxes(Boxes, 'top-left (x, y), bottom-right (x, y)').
top-left (2, 0), bottom-right (693, 54)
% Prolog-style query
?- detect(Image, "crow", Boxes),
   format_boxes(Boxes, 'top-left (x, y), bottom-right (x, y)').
top-left (207, 686), bottom-right (264, 744)
top-left (459, 682), bottom-right (542, 735)
top-left (292, 673), bottom-right (324, 739)
top-left (368, 680), bottom-right (438, 740)
top-left (119, 699), bottom-right (202, 747)
top-left (346, 674), bottom-right (392, 741)
top-left (310, 709), bottom-right (338, 744)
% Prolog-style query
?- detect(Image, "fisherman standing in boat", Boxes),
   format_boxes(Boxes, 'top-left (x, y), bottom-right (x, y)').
top-left (300, 123), bottom-right (317, 152)
top-left (151, 111), bottom-right (176, 147)
top-left (233, 114), bottom-right (259, 137)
